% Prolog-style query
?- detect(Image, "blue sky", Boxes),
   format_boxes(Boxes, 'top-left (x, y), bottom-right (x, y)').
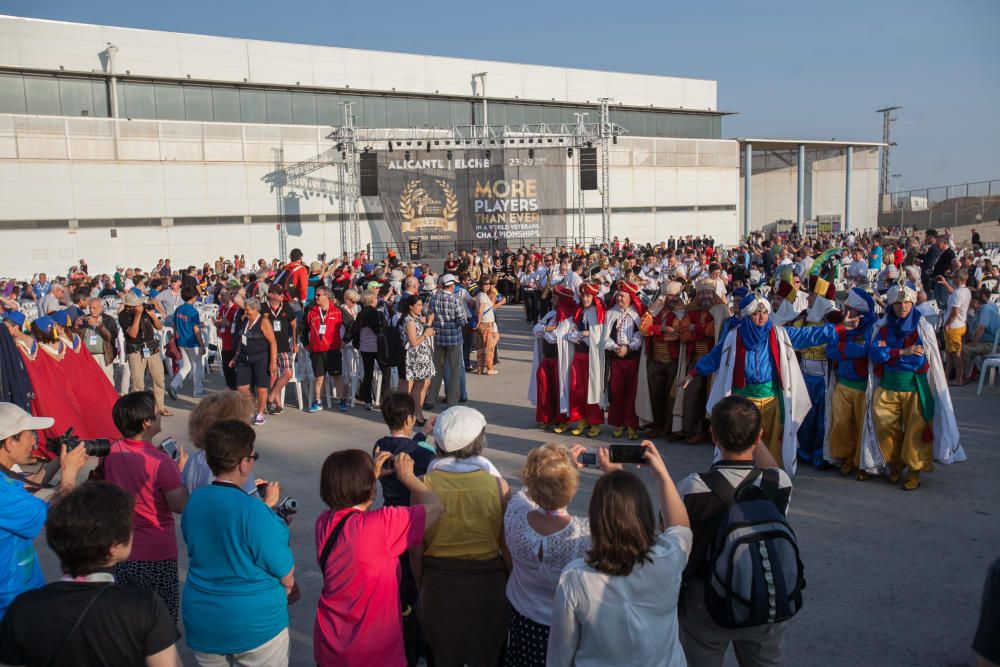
top-left (5, 0), bottom-right (997, 191)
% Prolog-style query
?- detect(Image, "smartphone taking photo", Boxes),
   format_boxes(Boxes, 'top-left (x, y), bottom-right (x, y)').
top-left (609, 444), bottom-right (646, 465)
top-left (158, 437), bottom-right (179, 462)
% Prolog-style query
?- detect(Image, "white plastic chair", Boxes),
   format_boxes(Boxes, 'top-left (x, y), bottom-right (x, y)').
top-left (156, 326), bottom-right (175, 383)
top-left (19, 302), bottom-right (38, 323)
top-left (976, 328), bottom-right (1000, 395)
top-left (281, 351), bottom-right (304, 410)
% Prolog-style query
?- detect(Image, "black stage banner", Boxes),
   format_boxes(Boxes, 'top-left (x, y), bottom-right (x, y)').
top-left (372, 148), bottom-right (567, 249)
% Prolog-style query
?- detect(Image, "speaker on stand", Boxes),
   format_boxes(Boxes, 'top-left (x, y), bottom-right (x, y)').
top-left (579, 146), bottom-right (598, 191)
top-left (360, 151), bottom-right (378, 196)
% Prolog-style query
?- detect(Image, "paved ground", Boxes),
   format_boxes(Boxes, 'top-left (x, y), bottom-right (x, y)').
top-left (36, 305), bottom-right (1000, 666)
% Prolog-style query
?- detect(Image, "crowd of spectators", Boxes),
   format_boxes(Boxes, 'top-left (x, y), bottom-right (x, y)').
top-left (0, 224), bottom-right (998, 665)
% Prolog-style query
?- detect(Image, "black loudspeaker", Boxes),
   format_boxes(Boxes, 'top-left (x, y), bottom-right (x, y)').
top-left (579, 146), bottom-right (597, 191)
top-left (360, 152), bottom-right (378, 196)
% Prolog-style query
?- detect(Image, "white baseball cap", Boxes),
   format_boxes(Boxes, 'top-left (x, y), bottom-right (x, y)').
top-left (432, 406), bottom-right (487, 453)
top-left (0, 403), bottom-right (54, 441)
top-left (441, 274), bottom-right (457, 286)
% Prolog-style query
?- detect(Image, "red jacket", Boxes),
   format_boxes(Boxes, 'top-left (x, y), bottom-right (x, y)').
top-left (308, 306), bottom-right (342, 352)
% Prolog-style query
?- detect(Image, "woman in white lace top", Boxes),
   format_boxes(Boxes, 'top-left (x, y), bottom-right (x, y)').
top-left (503, 443), bottom-right (613, 667)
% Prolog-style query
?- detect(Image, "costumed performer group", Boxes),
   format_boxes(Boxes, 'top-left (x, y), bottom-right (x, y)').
top-left (529, 260), bottom-right (965, 490)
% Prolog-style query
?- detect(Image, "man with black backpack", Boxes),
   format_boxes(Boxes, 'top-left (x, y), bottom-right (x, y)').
top-left (677, 395), bottom-right (801, 666)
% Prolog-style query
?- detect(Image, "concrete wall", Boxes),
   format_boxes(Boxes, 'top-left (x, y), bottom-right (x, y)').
top-left (0, 113), bottom-right (739, 277)
top-left (0, 15), bottom-right (717, 111)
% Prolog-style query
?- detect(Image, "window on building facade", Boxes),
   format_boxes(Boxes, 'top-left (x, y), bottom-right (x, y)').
top-left (0, 73), bottom-right (27, 114)
top-left (0, 72), bottom-right (722, 139)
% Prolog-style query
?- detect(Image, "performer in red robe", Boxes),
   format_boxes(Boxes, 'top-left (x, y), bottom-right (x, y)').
top-left (21, 315), bottom-right (120, 459)
top-left (559, 282), bottom-right (605, 438)
top-left (530, 285), bottom-right (576, 430)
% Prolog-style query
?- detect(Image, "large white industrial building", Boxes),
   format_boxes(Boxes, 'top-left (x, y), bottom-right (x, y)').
top-left (0, 15), bottom-right (880, 276)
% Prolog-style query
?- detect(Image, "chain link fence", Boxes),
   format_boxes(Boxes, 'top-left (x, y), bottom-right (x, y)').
top-left (878, 179), bottom-right (1000, 231)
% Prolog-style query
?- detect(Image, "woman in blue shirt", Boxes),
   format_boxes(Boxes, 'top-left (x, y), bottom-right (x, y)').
top-left (181, 419), bottom-right (297, 666)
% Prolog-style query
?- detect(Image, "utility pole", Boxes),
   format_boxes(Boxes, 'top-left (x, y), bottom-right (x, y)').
top-left (876, 106), bottom-right (902, 213)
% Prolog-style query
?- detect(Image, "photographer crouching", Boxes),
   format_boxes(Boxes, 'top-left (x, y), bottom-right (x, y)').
top-left (181, 419), bottom-right (297, 667)
top-left (0, 403), bottom-right (89, 619)
top-left (0, 482), bottom-right (182, 666)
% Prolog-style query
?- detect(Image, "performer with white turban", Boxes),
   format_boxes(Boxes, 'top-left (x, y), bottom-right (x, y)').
top-left (824, 287), bottom-right (878, 477)
top-left (528, 284), bottom-right (576, 430)
top-left (600, 281), bottom-right (647, 440)
top-left (861, 281), bottom-right (965, 490)
top-left (683, 292), bottom-right (838, 475)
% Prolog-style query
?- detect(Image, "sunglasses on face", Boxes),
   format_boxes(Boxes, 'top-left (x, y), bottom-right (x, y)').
top-left (245, 452), bottom-right (259, 462)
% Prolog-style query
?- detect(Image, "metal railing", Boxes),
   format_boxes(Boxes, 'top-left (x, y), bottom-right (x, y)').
top-left (878, 178), bottom-right (1000, 231)
top-left (368, 236), bottom-right (602, 262)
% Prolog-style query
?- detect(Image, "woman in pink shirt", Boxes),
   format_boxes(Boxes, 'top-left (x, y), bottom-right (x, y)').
top-left (103, 391), bottom-right (189, 622)
top-left (314, 449), bottom-right (443, 667)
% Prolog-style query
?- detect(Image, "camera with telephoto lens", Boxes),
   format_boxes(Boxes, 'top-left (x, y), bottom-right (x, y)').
top-left (46, 427), bottom-right (111, 457)
top-left (257, 483), bottom-right (298, 520)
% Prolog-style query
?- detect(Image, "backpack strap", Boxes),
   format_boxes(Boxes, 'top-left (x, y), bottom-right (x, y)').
top-left (759, 467), bottom-right (780, 501)
top-left (319, 510), bottom-right (360, 570)
top-left (702, 468), bottom-right (763, 507)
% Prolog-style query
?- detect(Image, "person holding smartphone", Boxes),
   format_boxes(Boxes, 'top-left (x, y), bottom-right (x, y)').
top-left (546, 440), bottom-right (691, 667)
top-left (118, 291), bottom-right (169, 417)
top-left (504, 442), bottom-right (615, 667)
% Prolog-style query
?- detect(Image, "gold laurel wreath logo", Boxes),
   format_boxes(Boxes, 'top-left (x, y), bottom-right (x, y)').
top-left (399, 180), bottom-right (420, 221)
top-left (437, 179), bottom-right (458, 221)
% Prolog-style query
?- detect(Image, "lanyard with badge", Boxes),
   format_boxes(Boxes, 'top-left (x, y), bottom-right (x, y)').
top-left (318, 308), bottom-right (328, 337)
top-left (269, 305), bottom-right (283, 333)
top-left (242, 315), bottom-right (259, 347)
top-left (219, 304), bottom-right (231, 334)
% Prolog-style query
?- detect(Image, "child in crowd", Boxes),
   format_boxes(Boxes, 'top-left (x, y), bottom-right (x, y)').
top-left (373, 391), bottom-right (436, 507)
top-left (370, 391), bottom-right (437, 665)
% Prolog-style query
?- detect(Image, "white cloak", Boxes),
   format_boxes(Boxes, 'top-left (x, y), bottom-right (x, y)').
top-left (858, 317), bottom-right (966, 472)
top-left (706, 326), bottom-right (812, 477)
top-left (599, 306), bottom-right (651, 421)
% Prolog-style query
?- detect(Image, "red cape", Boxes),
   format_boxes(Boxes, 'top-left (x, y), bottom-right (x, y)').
top-left (20, 338), bottom-right (120, 459)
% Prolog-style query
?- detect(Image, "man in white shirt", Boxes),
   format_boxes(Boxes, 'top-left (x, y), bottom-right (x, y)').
top-left (41, 283), bottom-right (65, 315)
top-left (847, 249), bottom-right (869, 283)
top-left (943, 268), bottom-right (972, 385)
top-left (155, 275), bottom-right (184, 325)
top-left (563, 259), bottom-right (585, 299)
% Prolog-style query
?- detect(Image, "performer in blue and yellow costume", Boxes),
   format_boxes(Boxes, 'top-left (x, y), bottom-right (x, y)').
top-left (683, 292), bottom-right (838, 475)
top-left (823, 287), bottom-right (878, 478)
top-left (792, 273), bottom-right (841, 469)
top-left (864, 281), bottom-right (965, 490)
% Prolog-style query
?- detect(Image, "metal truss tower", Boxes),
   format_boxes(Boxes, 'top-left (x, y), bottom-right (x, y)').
top-left (573, 112), bottom-right (589, 242)
top-left (271, 147), bottom-right (288, 261)
top-left (599, 98), bottom-right (613, 243)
